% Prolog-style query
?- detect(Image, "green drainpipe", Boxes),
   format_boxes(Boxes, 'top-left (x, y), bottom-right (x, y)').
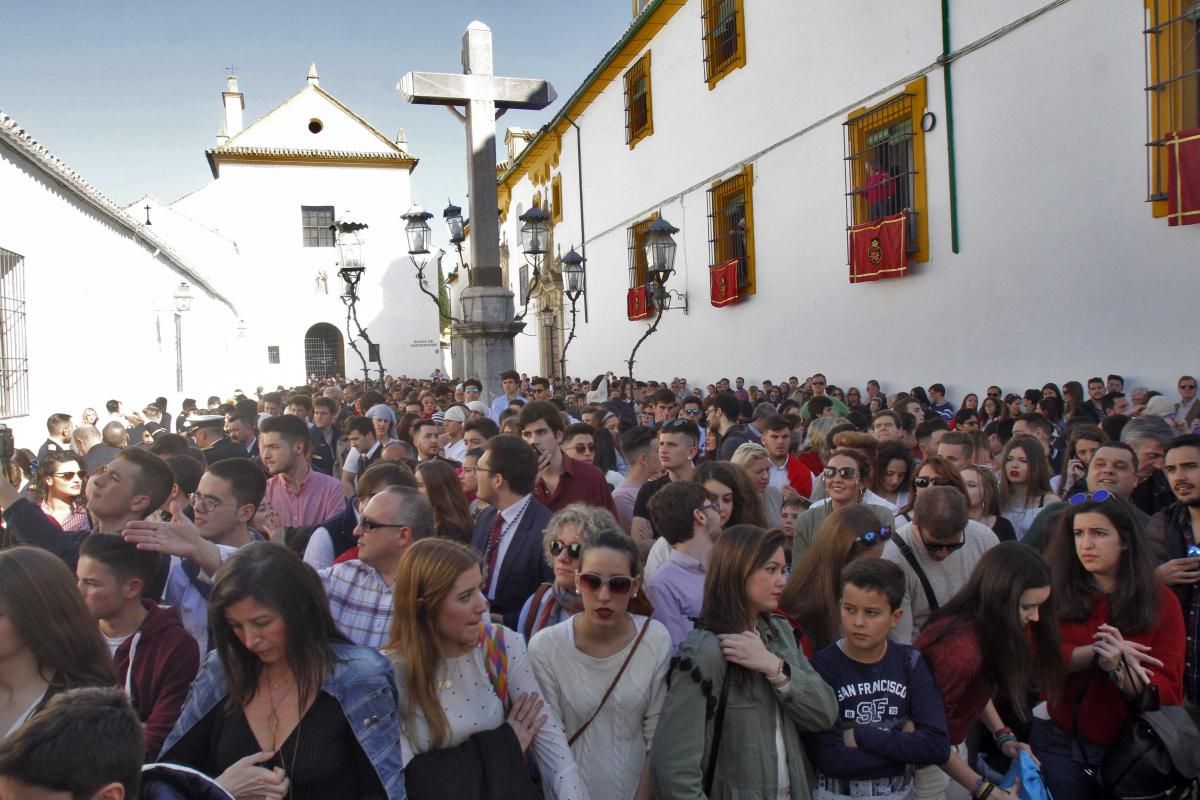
top-left (941, 0), bottom-right (961, 253)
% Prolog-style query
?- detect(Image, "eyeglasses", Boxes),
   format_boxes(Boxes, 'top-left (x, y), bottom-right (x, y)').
top-left (359, 517), bottom-right (407, 532)
top-left (52, 471), bottom-right (81, 481)
top-left (568, 443), bottom-right (596, 455)
top-left (699, 501), bottom-right (722, 514)
top-left (823, 466), bottom-right (858, 480)
top-left (549, 540), bottom-right (583, 560)
top-left (913, 476), bottom-right (953, 489)
top-left (1068, 489), bottom-right (1114, 506)
top-left (915, 525), bottom-right (967, 554)
top-left (189, 492), bottom-right (233, 513)
top-left (854, 526), bottom-right (892, 548)
top-left (683, 408), bottom-right (702, 416)
top-left (1182, 384), bottom-right (1197, 390)
top-left (576, 572), bottom-right (635, 595)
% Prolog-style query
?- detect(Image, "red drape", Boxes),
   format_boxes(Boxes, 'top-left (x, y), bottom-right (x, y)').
top-left (709, 258), bottom-right (741, 307)
top-left (1167, 128), bottom-right (1200, 227)
top-left (627, 285), bottom-right (651, 320)
top-left (849, 211), bottom-right (908, 283)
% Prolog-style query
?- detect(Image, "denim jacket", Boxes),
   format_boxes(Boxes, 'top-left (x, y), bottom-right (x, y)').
top-left (159, 643), bottom-right (406, 799)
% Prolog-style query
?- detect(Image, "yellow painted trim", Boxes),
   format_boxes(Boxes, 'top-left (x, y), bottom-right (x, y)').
top-left (705, 0), bottom-right (747, 91)
top-left (1145, 0), bottom-right (1195, 218)
top-left (844, 76), bottom-right (929, 263)
top-left (209, 150), bottom-right (417, 170)
top-left (497, 0), bottom-right (688, 194)
top-left (626, 51), bottom-right (654, 150)
top-left (551, 174), bottom-right (563, 225)
top-left (742, 163), bottom-right (756, 295)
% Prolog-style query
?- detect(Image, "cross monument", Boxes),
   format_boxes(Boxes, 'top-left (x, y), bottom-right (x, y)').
top-left (399, 21), bottom-right (557, 390)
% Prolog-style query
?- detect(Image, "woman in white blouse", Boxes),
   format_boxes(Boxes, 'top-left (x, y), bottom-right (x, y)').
top-left (529, 531), bottom-right (672, 800)
top-left (387, 538), bottom-right (589, 800)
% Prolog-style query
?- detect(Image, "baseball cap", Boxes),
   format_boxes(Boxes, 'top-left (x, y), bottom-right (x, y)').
top-left (444, 406), bottom-right (467, 424)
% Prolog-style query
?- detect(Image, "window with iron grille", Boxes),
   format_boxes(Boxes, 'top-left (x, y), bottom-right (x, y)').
top-left (301, 206), bottom-right (335, 247)
top-left (843, 77), bottom-right (929, 262)
top-left (0, 249), bottom-right (28, 419)
top-left (1145, 1), bottom-right (1200, 216)
top-left (702, 0), bottom-right (746, 88)
top-left (626, 214), bottom-right (658, 290)
top-left (707, 165), bottom-right (756, 293)
top-left (624, 52), bottom-right (654, 148)
top-left (267, 346), bottom-right (280, 364)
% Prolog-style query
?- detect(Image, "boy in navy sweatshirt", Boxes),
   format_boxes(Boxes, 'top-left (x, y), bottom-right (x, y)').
top-left (806, 559), bottom-right (950, 800)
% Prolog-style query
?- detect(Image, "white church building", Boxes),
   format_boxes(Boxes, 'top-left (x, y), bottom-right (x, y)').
top-left (497, 0), bottom-right (1199, 399)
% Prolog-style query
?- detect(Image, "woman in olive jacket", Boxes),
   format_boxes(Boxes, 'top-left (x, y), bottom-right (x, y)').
top-left (650, 525), bottom-right (838, 799)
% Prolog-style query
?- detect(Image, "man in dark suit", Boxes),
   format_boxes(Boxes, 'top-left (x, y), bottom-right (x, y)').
top-left (183, 414), bottom-right (246, 466)
top-left (471, 435), bottom-right (554, 629)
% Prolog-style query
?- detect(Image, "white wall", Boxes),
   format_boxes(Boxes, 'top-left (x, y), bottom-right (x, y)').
top-left (503, 0), bottom-right (1198, 403)
top-left (0, 139), bottom-right (240, 447)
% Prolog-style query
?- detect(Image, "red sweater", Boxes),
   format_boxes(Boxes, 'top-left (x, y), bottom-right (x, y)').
top-left (915, 618), bottom-right (994, 744)
top-left (1047, 585), bottom-right (1184, 746)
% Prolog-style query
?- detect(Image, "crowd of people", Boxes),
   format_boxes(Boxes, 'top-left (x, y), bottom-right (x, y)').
top-left (0, 367), bottom-right (1198, 799)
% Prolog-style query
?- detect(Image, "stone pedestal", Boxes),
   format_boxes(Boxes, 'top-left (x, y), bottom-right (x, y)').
top-left (455, 284), bottom-right (526, 398)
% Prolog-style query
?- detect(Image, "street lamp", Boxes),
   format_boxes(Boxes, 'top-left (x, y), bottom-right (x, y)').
top-left (172, 282), bottom-right (193, 392)
top-left (331, 219), bottom-right (376, 386)
top-left (559, 246), bottom-right (585, 381)
top-left (444, 201), bottom-right (465, 247)
top-left (627, 216), bottom-right (684, 383)
top-left (404, 204), bottom-right (459, 326)
top-left (539, 306), bottom-right (556, 384)
top-left (515, 205), bottom-right (550, 320)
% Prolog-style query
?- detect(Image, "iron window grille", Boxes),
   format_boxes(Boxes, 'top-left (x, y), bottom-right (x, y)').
top-left (707, 165), bottom-right (756, 292)
top-left (626, 214), bottom-right (658, 291)
top-left (1144, 1), bottom-right (1200, 211)
top-left (0, 249), bottom-right (28, 419)
top-left (702, 0), bottom-right (746, 87)
top-left (267, 346), bottom-right (280, 364)
top-left (624, 52), bottom-right (654, 147)
top-left (301, 206), bottom-right (335, 247)
top-left (844, 92), bottom-right (920, 253)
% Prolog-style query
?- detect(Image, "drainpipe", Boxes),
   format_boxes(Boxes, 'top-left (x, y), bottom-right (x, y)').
top-left (941, 0), bottom-right (961, 253)
top-left (564, 116), bottom-right (589, 322)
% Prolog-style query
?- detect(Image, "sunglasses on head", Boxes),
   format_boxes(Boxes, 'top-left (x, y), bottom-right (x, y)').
top-left (823, 466), bottom-right (858, 480)
top-left (854, 526), bottom-right (892, 548)
top-left (1068, 489), bottom-right (1113, 506)
top-left (913, 476), bottom-right (953, 489)
top-left (549, 540), bottom-right (582, 560)
top-left (661, 419), bottom-right (690, 431)
top-left (576, 572), bottom-right (635, 595)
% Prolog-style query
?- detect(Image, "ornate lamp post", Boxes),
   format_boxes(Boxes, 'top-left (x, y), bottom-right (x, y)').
top-left (172, 282), bottom-right (193, 392)
top-left (559, 246), bottom-right (585, 383)
top-left (331, 219), bottom-right (379, 386)
top-left (404, 205), bottom-right (458, 327)
top-left (626, 217), bottom-right (684, 382)
top-left (514, 205), bottom-right (549, 320)
top-left (444, 200), bottom-right (466, 269)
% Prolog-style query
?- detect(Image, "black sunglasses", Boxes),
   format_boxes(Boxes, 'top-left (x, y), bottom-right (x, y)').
top-left (823, 466), bottom-right (858, 480)
top-left (576, 572), bottom-right (634, 595)
top-left (359, 517), bottom-right (407, 532)
top-left (52, 471), bottom-right (81, 481)
top-left (917, 525), bottom-right (966, 554)
top-left (913, 476), bottom-right (953, 489)
top-left (549, 540), bottom-right (583, 560)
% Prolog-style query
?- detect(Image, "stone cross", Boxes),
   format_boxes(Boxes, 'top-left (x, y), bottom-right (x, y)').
top-left (399, 21), bottom-right (556, 289)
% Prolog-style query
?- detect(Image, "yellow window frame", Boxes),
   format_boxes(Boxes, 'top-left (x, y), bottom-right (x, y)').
top-left (551, 175), bottom-right (563, 225)
top-left (1145, 0), bottom-right (1200, 217)
top-left (702, 0), bottom-right (746, 90)
top-left (845, 77), bottom-right (929, 263)
top-left (627, 213), bottom-right (658, 290)
top-left (624, 52), bottom-right (654, 149)
top-left (708, 163), bottom-right (756, 296)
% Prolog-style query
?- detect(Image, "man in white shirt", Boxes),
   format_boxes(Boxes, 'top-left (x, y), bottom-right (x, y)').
top-left (442, 405), bottom-right (469, 462)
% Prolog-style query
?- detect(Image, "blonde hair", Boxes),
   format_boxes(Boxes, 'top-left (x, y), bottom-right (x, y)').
top-left (803, 416), bottom-right (843, 458)
top-left (730, 442), bottom-right (770, 467)
top-left (388, 538), bottom-right (482, 748)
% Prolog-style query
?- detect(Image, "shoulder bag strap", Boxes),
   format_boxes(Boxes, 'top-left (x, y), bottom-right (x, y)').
top-left (523, 583), bottom-right (553, 640)
top-left (703, 661), bottom-right (735, 796)
top-left (481, 622), bottom-right (510, 711)
top-left (568, 618), bottom-right (651, 746)
top-left (894, 535), bottom-right (940, 612)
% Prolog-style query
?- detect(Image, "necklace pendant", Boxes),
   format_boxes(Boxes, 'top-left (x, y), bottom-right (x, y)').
top-left (436, 679), bottom-right (453, 690)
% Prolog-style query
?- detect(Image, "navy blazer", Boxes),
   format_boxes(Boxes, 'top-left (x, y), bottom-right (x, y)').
top-left (471, 497), bottom-right (555, 629)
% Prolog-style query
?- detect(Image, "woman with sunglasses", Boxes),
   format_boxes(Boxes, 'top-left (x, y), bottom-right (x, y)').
top-left (1031, 494), bottom-right (1184, 800)
top-left (894, 456), bottom-right (966, 526)
top-left (914, 543), bottom-right (1063, 800)
top-left (960, 465), bottom-right (1016, 542)
top-left (792, 448), bottom-right (894, 565)
top-left (651, 525), bottom-right (837, 798)
top-left (415, 460), bottom-right (474, 545)
top-left (387, 538), bottom-right (585, 800)
top-left (33, 451), bottom-right (89, 531)
top-left (518, 504), bottom-right (620, 641)
top-left (780, 505), bottom-right (892, 655)
top-left (999, 436), bottom-right (1057, 541)
top-left (529, 531), bottom-right (672, 800)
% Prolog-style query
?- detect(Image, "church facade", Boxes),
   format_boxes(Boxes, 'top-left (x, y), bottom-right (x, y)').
top-left (498, 0), bottom-right (1199, 396)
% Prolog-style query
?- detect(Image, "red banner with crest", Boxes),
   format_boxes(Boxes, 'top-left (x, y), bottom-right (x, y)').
top-left (709, 258), bottom-right (741, 307)
top-left (627, 285), bottom-right (652, 320)
top-left (1167, 128), bottom-right (1200, 226)
top-left (849, 211), bottom-right (908, 284)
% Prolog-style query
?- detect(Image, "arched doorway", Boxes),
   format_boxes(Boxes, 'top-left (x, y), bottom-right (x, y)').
top-left (304, 323), bottom-right (345, 380)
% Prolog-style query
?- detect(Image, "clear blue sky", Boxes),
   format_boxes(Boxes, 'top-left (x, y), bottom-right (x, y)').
top-left (0, 1), bottom-right (631, 209)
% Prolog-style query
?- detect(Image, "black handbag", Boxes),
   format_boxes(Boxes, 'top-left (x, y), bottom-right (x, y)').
top-left (1073, 654), bottom-right (1200, 799)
